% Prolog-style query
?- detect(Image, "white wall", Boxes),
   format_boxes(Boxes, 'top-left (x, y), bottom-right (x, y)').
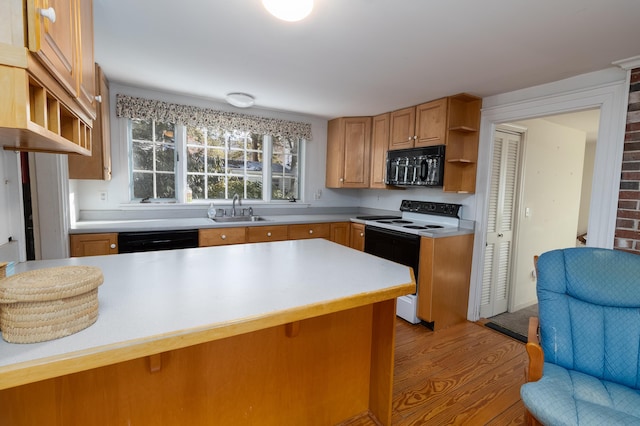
top-left (510, 119), bottom-right (586, 309)
top-left (73, 83), bottom-right (361, 218)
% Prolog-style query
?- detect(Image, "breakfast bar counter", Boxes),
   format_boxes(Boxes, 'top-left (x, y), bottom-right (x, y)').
top-left (0, 239), bottom-right (414, 425)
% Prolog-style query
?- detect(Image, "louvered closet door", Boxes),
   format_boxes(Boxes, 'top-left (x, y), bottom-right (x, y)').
top-left (480, 129), bottom-right (521, 318)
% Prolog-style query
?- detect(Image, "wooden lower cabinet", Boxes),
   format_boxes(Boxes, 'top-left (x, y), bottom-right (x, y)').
top-left (288, 223), bottom-right (331, 240)
top-left (330, 222), bottom-right (350, 246)
top-left (0, 301), bottom-right (398, 425)
top-left (417, 233), bottom-right (474, 330)
top-left (350, 223), bottom-right (365, 251)
top-left (247, 225), bottom-right (289, 243)
top-left (70, 233), bottom-right (118, 257)
top-left (199, 227), bottom-right (246, 247)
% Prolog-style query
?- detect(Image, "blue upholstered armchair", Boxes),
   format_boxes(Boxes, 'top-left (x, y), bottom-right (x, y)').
top-left (521, 247), bottom-right (640, 425)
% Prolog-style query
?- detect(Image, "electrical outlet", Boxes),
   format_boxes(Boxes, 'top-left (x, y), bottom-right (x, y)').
top-left (99, 191), bottom-right (108, 202)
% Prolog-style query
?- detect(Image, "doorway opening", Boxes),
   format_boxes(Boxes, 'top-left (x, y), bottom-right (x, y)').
top-left (481, 109), bottom-right (600, 324)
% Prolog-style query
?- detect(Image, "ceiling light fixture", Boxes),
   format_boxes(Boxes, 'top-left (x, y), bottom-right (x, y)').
top-left (262, 0), bottom-right (314, 22)
top-left (225, 92), bottom-right (255, 108)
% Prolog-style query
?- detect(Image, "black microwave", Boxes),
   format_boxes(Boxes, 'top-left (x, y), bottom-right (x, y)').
top-left (385, 146), bottom-right (445, 187)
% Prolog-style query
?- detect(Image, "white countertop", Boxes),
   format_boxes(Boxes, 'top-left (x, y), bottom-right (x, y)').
top-left (0, 239), bottom-right (415, 389)
top-left (70, 213), bottom-right (473, 238)
top-left (70, 214), bottom-right (356, 233)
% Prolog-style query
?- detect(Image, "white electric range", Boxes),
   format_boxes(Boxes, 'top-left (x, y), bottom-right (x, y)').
top-left (358, 200), bottom-right (463, 325)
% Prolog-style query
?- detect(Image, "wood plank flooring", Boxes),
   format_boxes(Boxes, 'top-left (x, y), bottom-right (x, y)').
top-left (344, 319), bottom-right (529, 426)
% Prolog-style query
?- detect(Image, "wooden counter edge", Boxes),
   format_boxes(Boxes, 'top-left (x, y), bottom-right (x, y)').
top-left (0, 278), bottom-right (415, 390)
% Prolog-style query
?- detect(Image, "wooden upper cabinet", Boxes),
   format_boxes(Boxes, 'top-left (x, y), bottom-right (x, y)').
top-left (326, 117), bottom-right (372, 188)
top-left (389, 106), bottom-right (416, 150)
top-left (415, 98), bottom-right (447, 147)
top-left (69, 63), bottom-right (111, 180)
top-left (27, 0), bottom-right (78, 98)
top-left (0, 0), bottom-right (96, 155)
top-left (442, 94), bottom-right (482, 194)
top-left (77, 0), bottom-right (96, 116)
top-left (389, 98), bottom-right (448, 150)
top-left (370, 113), bottom-right (390, 188)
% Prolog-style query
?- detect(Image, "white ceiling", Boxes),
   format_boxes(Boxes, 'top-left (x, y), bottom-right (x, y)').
top-left (93, 0), bottom-right (640, 120)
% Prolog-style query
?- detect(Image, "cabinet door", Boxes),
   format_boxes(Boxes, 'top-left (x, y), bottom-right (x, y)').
top-left (417, 234), bottom-right (474, 330)
top-left (247, 225), bottom-right (288, 243)
top-left (76, 0), bottom-right (96, 117)
top-left (389, 106), bottom-right (415, 150)
top-left (288, 223), bottom-right (331, 240)
top-left (326, 117), bottom-right (371, 188)
top-left (415, 98), bottom-right (447, 147)
top-left (28, 0), bottom-right (78, 96)
top-left (330, 222), bottom-right (350, 246)
top-left (69, 63), bottom-right (110, 179)
top-left (370, 113), bottom-right (390, 188)
top-left (70, 233), bottom-right (118, 257)
top-left (199, 228), bottom-right (246, 247)
top-left (349, 223), bottom-right (365, 251)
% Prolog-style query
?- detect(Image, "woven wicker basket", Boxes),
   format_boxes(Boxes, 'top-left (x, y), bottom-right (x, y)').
top-left (0, 265), bottom-right (103, 343)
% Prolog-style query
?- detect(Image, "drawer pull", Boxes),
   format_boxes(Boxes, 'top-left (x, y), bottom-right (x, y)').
top-left (110, 243), bottom-right (116, 249)
top-left (267, 232), bottom-right (272, 237)
top-left (221, 234), bottom-right (226, 240)
top-left (309, 230), bottom-right (313, 234)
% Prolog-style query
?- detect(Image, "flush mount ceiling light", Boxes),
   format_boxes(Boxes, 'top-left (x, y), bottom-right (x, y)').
top-left (262, 0), bottom-right (314, 22)
top-left (225, 92), bottom-right (255, 108)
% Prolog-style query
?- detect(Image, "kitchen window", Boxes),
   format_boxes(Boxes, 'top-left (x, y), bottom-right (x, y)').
top-left (128, 119), bottom-right (301, 202)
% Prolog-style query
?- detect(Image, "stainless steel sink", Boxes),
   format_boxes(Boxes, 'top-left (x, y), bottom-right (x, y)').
top-left (211, 216), bottom-right (267, 223)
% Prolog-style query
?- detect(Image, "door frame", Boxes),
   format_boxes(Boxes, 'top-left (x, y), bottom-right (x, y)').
top-left (468, 74), bottom-right (629, 321)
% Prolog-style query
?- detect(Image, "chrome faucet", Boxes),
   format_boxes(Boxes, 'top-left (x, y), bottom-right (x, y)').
top-left (231, 193), bottom-right (240, 217)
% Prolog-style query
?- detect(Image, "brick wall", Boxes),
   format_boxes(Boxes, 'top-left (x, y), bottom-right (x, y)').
top-left (614, 68), bottom-right (640, 253)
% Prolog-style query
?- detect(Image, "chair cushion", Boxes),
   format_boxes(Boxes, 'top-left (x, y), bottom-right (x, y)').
top-left (521, 363), bottom-right (640, 426)
top-left (536, 248), bottom-right (640, 389)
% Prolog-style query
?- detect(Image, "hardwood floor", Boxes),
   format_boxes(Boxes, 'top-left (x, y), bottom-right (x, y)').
top-left (343, 319), bottom-right (529, 426)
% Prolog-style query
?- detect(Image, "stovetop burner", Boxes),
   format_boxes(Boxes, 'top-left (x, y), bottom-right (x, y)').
top-left (363, 200), bottom-right (462, 235)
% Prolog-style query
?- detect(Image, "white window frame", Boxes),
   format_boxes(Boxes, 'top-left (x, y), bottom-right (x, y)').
top-left (127, 120), bottom-right (303, 203)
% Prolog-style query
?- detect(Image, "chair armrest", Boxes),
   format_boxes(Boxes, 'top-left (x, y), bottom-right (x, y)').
top-left (525, 317), bottom-right (544, 382)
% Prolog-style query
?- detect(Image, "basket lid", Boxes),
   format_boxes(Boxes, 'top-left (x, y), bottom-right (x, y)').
top-left (0, 266), bottom-right (103, 304)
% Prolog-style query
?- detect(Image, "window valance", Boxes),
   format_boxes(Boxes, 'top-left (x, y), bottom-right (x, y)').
top-left (115, 94), bottom-right (312, 140)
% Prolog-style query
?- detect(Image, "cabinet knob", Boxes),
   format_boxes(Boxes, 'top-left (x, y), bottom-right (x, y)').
top-left (221, 234), bottom-right (227, 240)
top-left (39, 7), bottom-right (57, 23)
top-left (309, 230), bottom-right (313, 234)
top-left (110, 243), bottom-right (116, 249)
top-left (407, 137), bottom-right (412, 141)
top-left (267, 232), bottom-right (272, 237)
top-left (95, 95), bottom-right (102, 103)
top-left (360, 232), bottom-right (364, 237)
top-left (339, 178), bottom-right (344, 182)
top-left (413, 135), bottom-right (417, 140)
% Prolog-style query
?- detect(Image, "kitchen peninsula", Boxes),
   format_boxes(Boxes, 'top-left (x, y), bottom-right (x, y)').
top-left (0, 239), bottom-right (414, 425)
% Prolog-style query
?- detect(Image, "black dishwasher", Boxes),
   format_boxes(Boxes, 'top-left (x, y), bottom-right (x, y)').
top-left (118, 229), bottom-right (199, 253)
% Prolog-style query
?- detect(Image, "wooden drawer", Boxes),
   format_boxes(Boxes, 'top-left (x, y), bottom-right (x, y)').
top-left (288, 223), bottom-right (331, 240)
top-left (199, 227), bottom-right (246, 247)
top-left (247, 225), bottom-right (289, 243)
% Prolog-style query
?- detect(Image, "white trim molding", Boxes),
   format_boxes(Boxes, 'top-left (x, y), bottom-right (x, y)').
top-left (467, 69), bottom-right (629, 321)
